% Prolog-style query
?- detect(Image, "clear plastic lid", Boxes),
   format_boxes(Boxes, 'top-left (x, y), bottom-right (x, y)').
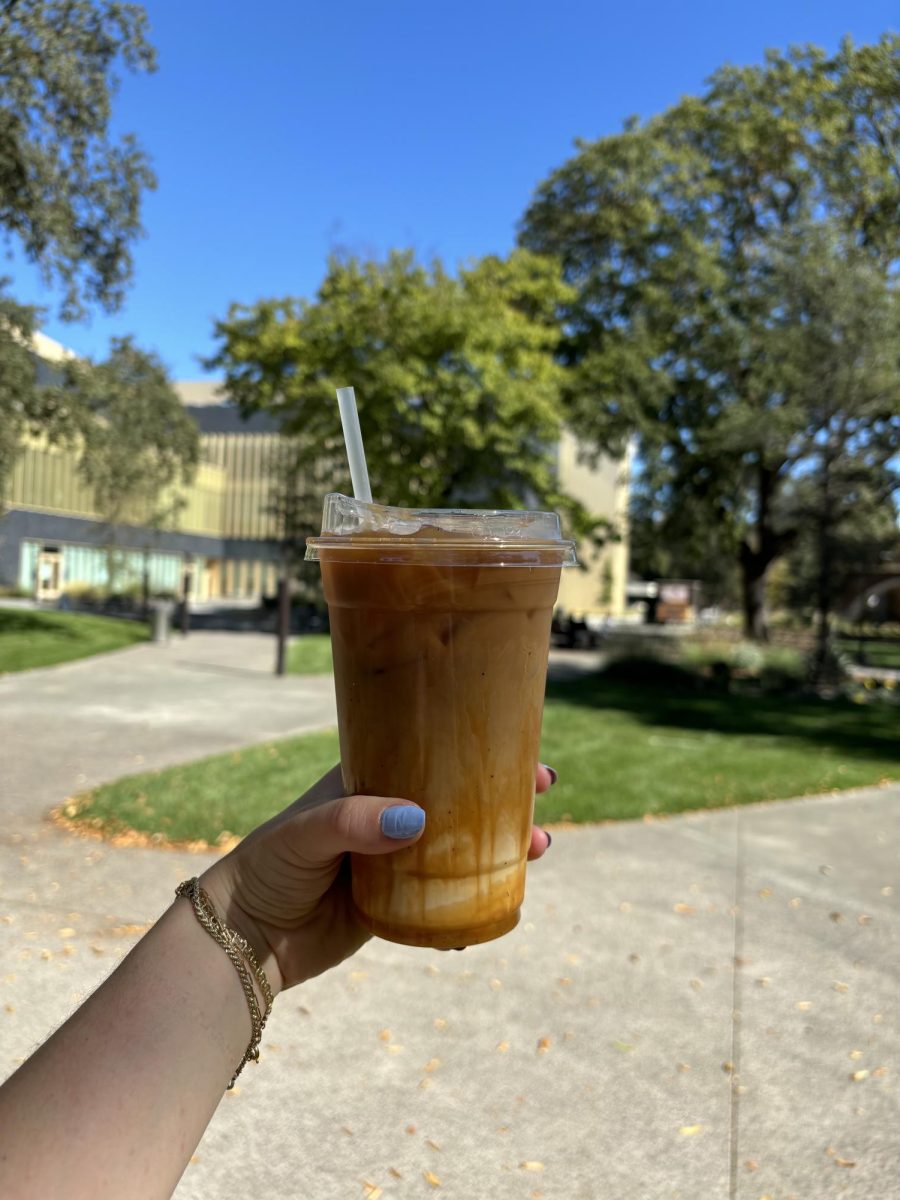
top-left (305, 493), bottom-right (578, 566)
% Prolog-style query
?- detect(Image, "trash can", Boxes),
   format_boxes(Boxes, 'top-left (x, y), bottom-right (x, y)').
top-left (148, 600), bottom-right (174, 643)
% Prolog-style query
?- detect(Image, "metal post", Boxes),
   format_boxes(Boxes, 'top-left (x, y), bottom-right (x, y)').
top-left (276, 575), bottom-right (290, 676)
top-left (180, 566), bottom-right (191, 637)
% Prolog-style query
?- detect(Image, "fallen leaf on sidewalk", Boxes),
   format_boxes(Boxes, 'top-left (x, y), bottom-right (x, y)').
top-left (835, 1157), bottom-right (856, 1168)
top-left (423, 1170), bottom-right (442, 1187)
top-left (673, 903), bottom-right (696, 915)
top-left (520, 1161), bottom-right (544, 1171)
top-left (851, 1070), bottom-right (869, 1082)
top-left (679, 1125), bottom-right (704, 1136)
top-left (537, 1037), bottom-right (552, 1054)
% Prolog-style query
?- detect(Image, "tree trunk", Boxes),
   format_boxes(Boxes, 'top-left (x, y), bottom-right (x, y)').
top-left (738, 461), bottom-right (794, 643)
top-left (741, 559), bottom-right (770, 642)
top-left (812, 439), bottom-right (837, 685)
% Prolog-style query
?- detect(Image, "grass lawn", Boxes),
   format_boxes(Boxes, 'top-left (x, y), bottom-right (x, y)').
top-left (286, 633), bottom-right (333, 675)
top-left (66, 671), bottom-right (900, 846)
top-left (0, 608), bottom-right (149, 674)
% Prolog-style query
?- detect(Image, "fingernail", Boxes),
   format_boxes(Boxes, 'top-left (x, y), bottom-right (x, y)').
top-left (380, 805), bottom-right (426, 839)
top-left (544, 830), bottom-right (553, 850)
top-left (542, 764), bottom-right (558, 786)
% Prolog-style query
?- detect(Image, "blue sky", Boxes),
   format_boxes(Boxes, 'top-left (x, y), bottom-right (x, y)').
top-left (8, 0), bottom-right (897, 379)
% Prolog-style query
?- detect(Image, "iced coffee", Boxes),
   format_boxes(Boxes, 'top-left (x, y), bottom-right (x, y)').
top-left (307, 495), bottom-right (575, 949)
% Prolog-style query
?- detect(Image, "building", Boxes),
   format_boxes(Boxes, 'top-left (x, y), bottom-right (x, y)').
top-left (1, 337), bottom-right (629, 611)
top-left (553, 428), bottom-right (630, 620)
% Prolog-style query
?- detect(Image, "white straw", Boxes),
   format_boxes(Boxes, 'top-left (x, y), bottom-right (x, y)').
top-left (335, 386), bottom-right (373, 503)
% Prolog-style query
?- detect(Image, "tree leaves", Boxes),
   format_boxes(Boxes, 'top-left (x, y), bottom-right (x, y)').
top-left (207, 249), bottom-right (598, 538)
top-left (520, 34), bottom-right (900, 637)
top-left (0, 0), bottom-right (156, 317)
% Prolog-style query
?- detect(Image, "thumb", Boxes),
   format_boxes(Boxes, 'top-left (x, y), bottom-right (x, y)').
top-left (291, 793), bottom-right (426, 863)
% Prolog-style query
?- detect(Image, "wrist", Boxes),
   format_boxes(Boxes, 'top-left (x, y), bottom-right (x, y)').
top-left (197, 867), bottom-right (285, 1000)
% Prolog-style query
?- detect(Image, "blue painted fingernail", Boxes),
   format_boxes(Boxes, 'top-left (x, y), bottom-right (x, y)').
top-left (380, 805), bottom-right (426, 839)
top-left (542, 764), bottom-right (558, 786)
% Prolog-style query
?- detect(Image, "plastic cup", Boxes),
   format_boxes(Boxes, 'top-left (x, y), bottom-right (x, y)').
top-left (306, 494), bottom-right (576, 949)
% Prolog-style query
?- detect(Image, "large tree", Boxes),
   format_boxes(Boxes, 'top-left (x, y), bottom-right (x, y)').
top-left (768, 230), bottom-right (900, 671)
top-left (206, 249), bottom-right (595, 537)
top-left (0, 0), bottom-right (156, 317)
top-left (520, 34), bottom-right (900, 639)
top-left (60, 337), bottom-right (199, 589)
top-left (0, 0), bottom-right (157, 511)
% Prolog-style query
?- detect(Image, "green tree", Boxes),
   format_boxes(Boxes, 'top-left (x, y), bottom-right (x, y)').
top-left (0, 0), bottom-right (157, 509)
top-left (766, 232), bottom-right (900, 672)
top-left (60, 337), bottom-right (199, 590)
top-left (520, 34), bottom-right (900, 639)
top-left (206, 249), bottom-right (595, 534)
top-left (0, 0), bottom-right (156, 317)
top-left (0, 286), bottom-right (86, 516)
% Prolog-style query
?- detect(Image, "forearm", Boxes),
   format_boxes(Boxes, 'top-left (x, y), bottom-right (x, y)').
top-left (0, 897), bottom-right (253, 1200)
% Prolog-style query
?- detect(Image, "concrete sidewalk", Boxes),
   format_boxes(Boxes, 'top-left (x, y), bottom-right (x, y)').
top-left (1, 634), bottom-right (899, 1198)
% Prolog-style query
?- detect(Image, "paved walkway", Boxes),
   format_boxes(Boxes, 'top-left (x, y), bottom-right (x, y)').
top-left (1, 634), bottom-right (899, 1199)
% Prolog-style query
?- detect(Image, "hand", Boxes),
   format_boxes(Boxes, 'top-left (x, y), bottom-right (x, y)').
top-left (201, 764), bottom-right (557, 995)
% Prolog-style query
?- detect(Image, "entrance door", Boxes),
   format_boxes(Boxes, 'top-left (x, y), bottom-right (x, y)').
top-left (36, 549), bottom-right (63, 601)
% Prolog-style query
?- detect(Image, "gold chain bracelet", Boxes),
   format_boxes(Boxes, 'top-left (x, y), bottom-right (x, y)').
top-left (176, 877), bottom-right (274, 1089)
